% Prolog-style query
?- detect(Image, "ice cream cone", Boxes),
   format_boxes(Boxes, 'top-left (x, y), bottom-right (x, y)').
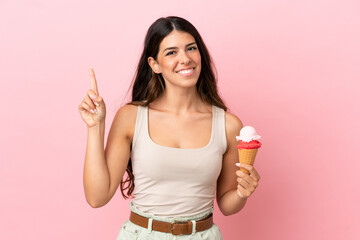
top-left (236, 126), bottom-right (262, 174)
top-left (238, 148), bottom-right (258, 174)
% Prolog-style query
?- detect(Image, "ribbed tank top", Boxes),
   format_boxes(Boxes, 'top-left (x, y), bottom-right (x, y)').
top-left (130, 104), bottom-right (227, 217)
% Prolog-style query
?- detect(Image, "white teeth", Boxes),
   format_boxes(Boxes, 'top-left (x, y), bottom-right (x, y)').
top-left (178, 68), bottom-right (194, 74)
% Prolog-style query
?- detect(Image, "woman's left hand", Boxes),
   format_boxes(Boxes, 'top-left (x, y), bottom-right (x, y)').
top-left (235, 163), bottom-right (261, 199)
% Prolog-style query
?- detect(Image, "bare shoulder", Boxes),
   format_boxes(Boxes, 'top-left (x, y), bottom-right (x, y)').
top-left (225, 111), bottom-right (243, 133)
top-left (116, 103), bottom-right (138, 116)
top-left (225, 111), bottom-right (243, 149)
top-left (111, 103), bottom-right (138, 141)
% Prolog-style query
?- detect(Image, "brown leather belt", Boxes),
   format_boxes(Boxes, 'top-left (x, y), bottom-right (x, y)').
top-left (129, 211), bottom-right (213, 235)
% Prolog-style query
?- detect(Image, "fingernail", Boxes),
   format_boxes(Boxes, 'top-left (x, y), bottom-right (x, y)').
top-left (90, 109), bottom-right (94, 114)
top-left (90, 94), bottom-right (96, 100)
top-left (94, 102), bottom-right (99, 106)
top-left (235, 163), bottom-right (240, 167)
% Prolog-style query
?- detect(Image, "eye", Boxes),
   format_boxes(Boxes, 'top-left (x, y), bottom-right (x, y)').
top-left (166, 51), bottom-right (176, 56)
top-left (188, 46), bottom-right (197, 51)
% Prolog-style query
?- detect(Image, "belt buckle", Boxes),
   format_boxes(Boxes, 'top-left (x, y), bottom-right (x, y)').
top-left (170, 221), bottom-right (192, 236)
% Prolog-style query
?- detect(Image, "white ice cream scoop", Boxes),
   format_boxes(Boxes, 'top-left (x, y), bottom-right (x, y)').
top-left (236, 126), bottom-right (261, 143)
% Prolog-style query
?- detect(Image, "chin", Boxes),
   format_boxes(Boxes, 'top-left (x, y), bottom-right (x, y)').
top-left (163, 75), bottom-right (197, 86)
top-left (181, 78), bottom-right (199, 88)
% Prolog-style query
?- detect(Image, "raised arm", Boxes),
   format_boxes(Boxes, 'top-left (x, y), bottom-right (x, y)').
top-left (79, 68), bottom-right (136, 208)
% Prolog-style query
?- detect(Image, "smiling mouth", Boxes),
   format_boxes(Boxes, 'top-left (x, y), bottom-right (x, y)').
top-left (177, 67), bottom-right (195, 76)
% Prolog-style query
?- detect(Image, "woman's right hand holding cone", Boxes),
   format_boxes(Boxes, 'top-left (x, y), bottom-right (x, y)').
top-left (78, 68), bottom-right (106, 128)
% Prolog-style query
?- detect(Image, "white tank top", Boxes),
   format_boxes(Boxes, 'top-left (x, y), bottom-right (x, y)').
top-left (130, 104), bottom-right (227, 217)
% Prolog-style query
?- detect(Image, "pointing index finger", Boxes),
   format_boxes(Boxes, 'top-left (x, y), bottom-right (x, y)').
top-left (89, 67), bottom-right (99, 95)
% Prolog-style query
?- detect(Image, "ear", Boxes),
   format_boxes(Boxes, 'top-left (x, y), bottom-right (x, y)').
top-left (148, 57), bottom-right (161, 74)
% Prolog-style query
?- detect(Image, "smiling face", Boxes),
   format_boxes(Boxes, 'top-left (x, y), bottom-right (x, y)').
top-left (148, 30), bottom-right (202, 89)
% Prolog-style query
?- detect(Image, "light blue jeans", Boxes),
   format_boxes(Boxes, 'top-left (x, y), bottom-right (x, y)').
top-left (116, 202), bottom-right (223, 240)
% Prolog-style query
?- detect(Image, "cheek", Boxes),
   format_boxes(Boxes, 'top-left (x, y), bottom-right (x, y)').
top-left (196, 56), bottom-right (201, 70)
top-left (163, 61), bottom-right (177, 72)
top-left (194, 53), bottom-right (201, 65)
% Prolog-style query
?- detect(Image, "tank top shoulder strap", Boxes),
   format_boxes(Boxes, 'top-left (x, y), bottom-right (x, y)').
top-left (213, 105), bottom-right (227, 154)
top-left (131, 105), bottom-right (148, 149)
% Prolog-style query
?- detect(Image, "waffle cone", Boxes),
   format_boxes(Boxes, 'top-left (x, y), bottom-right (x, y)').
top-left (238, 148), bottom-right (258, 174)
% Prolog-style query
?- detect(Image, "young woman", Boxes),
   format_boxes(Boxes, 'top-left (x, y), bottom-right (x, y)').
top-left (78, 16), bottom-right (260, 240)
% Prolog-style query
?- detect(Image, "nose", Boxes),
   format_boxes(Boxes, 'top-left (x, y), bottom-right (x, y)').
top-left (179, 50), bottom-right (191, 64)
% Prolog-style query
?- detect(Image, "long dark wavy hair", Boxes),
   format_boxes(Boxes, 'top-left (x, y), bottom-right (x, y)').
top-left (120, 16), bottom-right (228, 199)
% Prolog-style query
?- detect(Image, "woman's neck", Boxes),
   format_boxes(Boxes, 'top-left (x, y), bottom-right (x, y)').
top-left (151, 86), bottom-right (209, 114)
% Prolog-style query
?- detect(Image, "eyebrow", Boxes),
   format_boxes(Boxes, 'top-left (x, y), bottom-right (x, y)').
top-left (163, 42), bottom-right (197, 53)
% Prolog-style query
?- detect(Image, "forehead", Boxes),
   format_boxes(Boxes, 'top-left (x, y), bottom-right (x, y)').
top-left (159, 30), bottom-right (196, 50)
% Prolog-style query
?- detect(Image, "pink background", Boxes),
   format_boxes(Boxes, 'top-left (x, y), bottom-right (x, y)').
top-left (1, 0), bottom-right (359, 239)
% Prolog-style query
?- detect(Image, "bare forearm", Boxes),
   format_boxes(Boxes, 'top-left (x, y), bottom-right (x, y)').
top-left (83, 121), bottom-right (109, 207)
top-left (217, 189), bottom-right (247, 216)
